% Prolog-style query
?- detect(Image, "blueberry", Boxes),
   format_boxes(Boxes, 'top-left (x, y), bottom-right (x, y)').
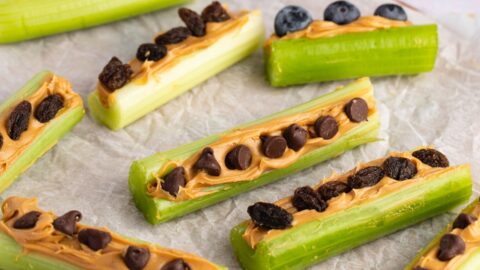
top-left (274, 5), bottom-right (313, 37)
top-left (374, 4), bottom-right (407, 21)
top-left (324, 1), bottom-right (360, 25)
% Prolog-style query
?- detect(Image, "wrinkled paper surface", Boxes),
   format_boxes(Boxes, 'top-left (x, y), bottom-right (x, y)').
top-left (0, 0), bottom-right (479, 269)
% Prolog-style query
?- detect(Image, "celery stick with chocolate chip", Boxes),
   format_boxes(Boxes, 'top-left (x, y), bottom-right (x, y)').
top-left (0, 71), bottom-right (84, 194)
top-left (129, 77), bottom-right (380, 224)
top-left (265, 2), bottom-right (438, 86)
top-left (88, 2), bottom-right (264, 130)
top-left (230, 148), bottom-right (472, 270)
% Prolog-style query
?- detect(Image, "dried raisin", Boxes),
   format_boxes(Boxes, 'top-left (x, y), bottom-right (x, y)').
top-left (34, 94), bottom-right (64, 123)
top-left (136, 43), bottom-right (167, 62)
top-left (155, 27), bottom-right (191, 45)
top-left (98, 57), bottom-right (133, 91)
top-left (6, 101), bottom-right (32, 140)
top-left (412, 148), bottom-right (449, 168)
top-left (201, 1), bottom-right (231, 22)
top-left (318, 181), bottom-right (352, 201)
top-left (292, 186), bottom-right (327, 212)
top-left (348, 166), bottom-right (385, 189)
top-left (383, 157), bottom-right (417, 180)
top-left (178, 8), bottom-right (206, 37)
top-left (247, 202), bottom-right (292, 230)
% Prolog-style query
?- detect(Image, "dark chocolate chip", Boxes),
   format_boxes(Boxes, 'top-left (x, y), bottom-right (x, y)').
top-left (193, 147), bottom-right (221, 176)
top-left (383, 157), bottom-right (417, 181)
top-left (98, 57), bottom-right (133, 91)
top-left (318, 180), bottom-right (352, 201)
top-left (78, 228), bottom-right (112, 251)
top-left (136, 43), bottom-right (167, 62)
top-left (155, 27), bottom-right (191, 46)
top-left (225, 145), bottom-right (252, 170)
top-left (178, 8), bottom-right (206, 37)
top-left (0, 134), bottom-right (3, 150)
top-left (292, 186), bottom-right (327, 212)
top-left (53, 210), bottom-right (82, 236)
top-left (201, 1), bottom-right (231, 22)
top-left (344, 98), bottom-right (368, 122)
top-left (124, 246), bottom-right (150, 270)
top-left (282, 124), bottom-right (307, 151)
top-left (161, 167), bottom-right (187, 197)
top-left (348, 166), bottom-right (385, 189)
top-left (437, 233), bottom-right (465, 261)
top-left (452, 213), bottom-right (477, 230)
top-left (412, 148), bottom-right (449, 168)
top-left (314, 116), bottom-right (338, 139)
top-left (161, 258), bottom-right (192, 270)
top-left (6, 101), bottom-right (32, 140)
top-left (13, 211), bottom-right (41, 229)
top-left (34, 94), bottom-right (64, 123)
top-left (413, 267), bottom-right (429, 270)
top-left (247, 202), bottom-right (293, 230)
top-left (261, 135), bottom-right (287, 158)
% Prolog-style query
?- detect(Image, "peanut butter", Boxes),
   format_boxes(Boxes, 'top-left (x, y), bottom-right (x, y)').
top-left (0, 197), bottom-right (219, 270)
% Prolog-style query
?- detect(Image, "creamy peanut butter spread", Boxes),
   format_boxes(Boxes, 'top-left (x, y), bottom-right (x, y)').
top-left (415, 202), bottom-right (480, 269)
top-left (242, 151), bottom-right (466, 249)
top-left (147, 82), bottom-right (376, 201)
top-left (0, 197), bottom-right (219, 270)
top-left (97, 9), bottom-right (253, 107)
top-left (265, 16), bottom-right (412, 47)
top-left (0, 75), bottom-right (82, 175)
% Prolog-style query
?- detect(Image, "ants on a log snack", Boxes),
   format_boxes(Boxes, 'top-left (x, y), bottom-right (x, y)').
top-left (88, 1), bottom-right (264, 130)
top-left (265, 1), bottom-right (438, 86)
top-left (129, 77), bottom-right (380, 224)
top-left (0, 197), bottom-right (225, 270)
top-left (0, 71), bottom-right (84, 194)
top-left (230, 148), bottom-right (472, 270)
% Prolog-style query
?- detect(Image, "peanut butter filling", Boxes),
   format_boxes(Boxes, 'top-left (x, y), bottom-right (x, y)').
top-left (0, 75), bottom-right (82, 175)
top-left (97, 9), bottom-right (254, 107)
top-left (242, 151), bottom-right (465, 249)
top-left (265, 16), bottom-right (412, 47)
top-left (0, 197), bottom-right (219, 270)
top-left (147, 81), bottom-right (376, 201)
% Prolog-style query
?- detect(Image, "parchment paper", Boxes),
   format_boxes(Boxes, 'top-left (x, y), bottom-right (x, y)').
top-left (0, 0), bottom-right (479, 269)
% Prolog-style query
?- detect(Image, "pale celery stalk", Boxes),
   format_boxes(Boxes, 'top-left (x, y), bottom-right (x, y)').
top-left (88, 10), bottom-right (264, 130)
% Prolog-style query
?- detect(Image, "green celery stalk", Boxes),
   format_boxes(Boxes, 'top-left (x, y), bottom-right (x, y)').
top-left (129, 77), bottom-right (380, 224)
top-left (0, 0), bottom-right (190, 43)
top-left (230, 165), bottom-right (472, 270)
top-left (88, 10), bottom-right (264, 130)
top-left (265, 25), bottom-right (438, 87)
top-left (0, 71), bottom-right (85, 193)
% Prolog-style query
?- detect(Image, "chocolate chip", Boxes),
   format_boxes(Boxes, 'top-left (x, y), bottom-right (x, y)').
top-left (98, 57), bottom-right (133, 91)
top-left (282, 124), bottom-right (307, 151)
top-left (13, 211), bottom-right (41, 229)
top-left (292, 186), bottom-right (327, 212)
top-left (318, 181), bottom-right (352, 201)
top-left (136, 43), bottom-right (167, 62)
top-left (437, 233), bottom-right (465, 261)
top-left (34, 94), bottom-right (64, 123)
top-left (0, 134), bottom-right (3, 150)
top-left (348, 166), bottom-right (385, 189)
top-left (6, 101), bottom-right (32, 140)
top-left (78, 228), bottom-right (112, 251)
top-left (193, 147), bottom-right (221, 176)
top-left (247, 202), bottom-right (293, 230)
top-left (261, 135), bottom-right (287, 158)
top-left (124, 246), bottom-right (150, 270)
top-left (161, 167), bottom-right (187, 197)
top-left (201, 1), bottom-right (231, 22)
top-left (412, 148), bottom-right (449, 168)
top-left (155, 27), bottom-right (191, 46)
top-left (161, 259), bottom-right (192, 270)
top-left (344, 98), bottom-right (368, 122)
top-left (314, 116), bottom-right (338, 139)
top-left (178, 8), bottom-right (206, 37)
top-left (225, 145), bottom-right (252, 170)
top-left (452, 213), bottom-right (477, 230)
top-left (413, 267), bottom-right (429, 270)
top-left (53, 210), bottom-right (82, 236)
top-left (383, 157), bottom-right (417, 181)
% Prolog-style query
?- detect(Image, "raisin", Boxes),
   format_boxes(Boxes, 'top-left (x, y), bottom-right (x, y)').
top-left (292, 186), bottom-right (327, 212)
top-left (178, 8), bottom-right (206, 37)
top-left (247, 202), bottom-right (293, 230)
top-left (136, 43), bottom-right (167, 62)
top-left (155, 27), bottom-right (191, 46)
top-left (13, 211), bottom-right (41, 229)
top-left (383, 157), bottom-right (417, 180)
top-left (201, 1), bottom-right (231, 22)
top-left (452, 213), bottom-right (477, 230)
top-left (348, 166), bottom-right (385, 189)
top-left (34, 94), bottom-right (64, 123)
top-left (412, 148), bottom-right (449, 168)
top-left (437, 233), bottom-right (465, 261)
top-left (6, 101), bottom-right (32, 140)
top-left (161, 259), bottom-right (192, 270)
top-left (124, 246), bottom-right (150, 270)
top-left (98, 57), bottom-right (133, 91)
top-left (318, 181), bottom-right (352, 201)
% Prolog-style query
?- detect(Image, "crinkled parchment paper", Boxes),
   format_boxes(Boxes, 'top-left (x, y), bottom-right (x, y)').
top-left (0, 0), bottom-right (479, 269)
